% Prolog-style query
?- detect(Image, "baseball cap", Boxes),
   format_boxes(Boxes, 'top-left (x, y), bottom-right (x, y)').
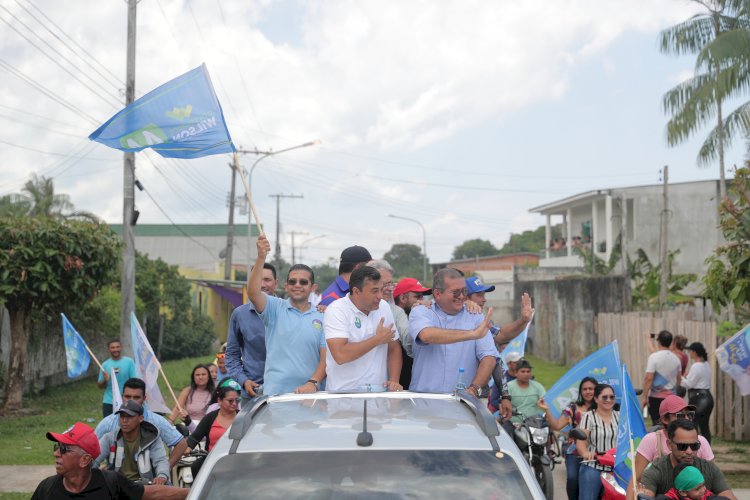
top-left (393, 277), bottom-right (432, 299)
top-left (46, 422), bottom-right (101, 457)
top-left (505, 352), bottom-right (522, 363)
top-left (340, 245), bottom-right (372, 264)
top-left (659, 395), bottom-right (696, 417)
top-left (116, 399), bottom-right (144, 417)
top-left (466, 276), bottom-right (495, 294)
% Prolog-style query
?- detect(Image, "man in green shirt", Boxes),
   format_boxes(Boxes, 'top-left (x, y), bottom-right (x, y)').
top-left (507, 359), bottom-right (546, 424)
top-left (638, 419), bottom-right (736, 499)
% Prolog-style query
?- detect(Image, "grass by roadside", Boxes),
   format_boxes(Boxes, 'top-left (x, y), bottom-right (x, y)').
top-left (0, 493), bottom-right (29, 500)
top-left (524, 354), bottom-right (567, 389)
top-left (0, 355), bottom-right (212, 465)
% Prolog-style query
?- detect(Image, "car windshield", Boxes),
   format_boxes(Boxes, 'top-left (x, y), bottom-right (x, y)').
top-left (196, 449), bottom-right (534, 499)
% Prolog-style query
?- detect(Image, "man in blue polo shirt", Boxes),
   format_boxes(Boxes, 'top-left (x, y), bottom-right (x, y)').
top-left (318, 245), bottom-right (372, 308)
top-left (248, 235), bottom-right (326, 394)
top-left (409, 268), bottom-right (498, 396)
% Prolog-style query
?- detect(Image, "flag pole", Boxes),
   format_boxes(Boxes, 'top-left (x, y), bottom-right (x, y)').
top-left (629, 436), bottom-right (638, 492)
top-left (235, 158), bottom-right (265, 236)
top-left (156, 362), bottom-right (184, 413)
top-left (84, 345), bottom-right (105, 373)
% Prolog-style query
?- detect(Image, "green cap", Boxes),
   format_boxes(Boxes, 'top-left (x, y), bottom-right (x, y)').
top-left (674, 465), bottom-right (704, 491)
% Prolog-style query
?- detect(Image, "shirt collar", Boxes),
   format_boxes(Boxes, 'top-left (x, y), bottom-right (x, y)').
top-left (336, 275), bottom-right (349, 292)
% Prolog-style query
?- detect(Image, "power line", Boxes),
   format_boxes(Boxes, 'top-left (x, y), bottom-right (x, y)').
top-left (0, 103), bottom-right (92, 130)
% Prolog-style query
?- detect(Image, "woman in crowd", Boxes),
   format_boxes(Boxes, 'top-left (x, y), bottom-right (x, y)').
top-left (673, 334), bottom-right (689, 375)
top-left (169, 364), bottom-right (215, 429)
top-left (683, 342), bottom-right (714, 443)
top-left (576, 384), bottom-right (620, 500)
top-left (538, 376), bottom-right (597, 500)
top-left (186, 379), bottom-right (242, 477)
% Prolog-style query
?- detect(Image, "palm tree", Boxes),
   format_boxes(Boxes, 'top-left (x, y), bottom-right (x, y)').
top-left (660, 0), bottom-right (750, 200)
top-left (0, 174), bottom-right (99, 221)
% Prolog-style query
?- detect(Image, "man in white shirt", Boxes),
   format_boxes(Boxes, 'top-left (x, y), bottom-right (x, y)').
top-left (324, 266), bottom-right (403, 392)
top-left (641, 330), bottom-right (682, 426)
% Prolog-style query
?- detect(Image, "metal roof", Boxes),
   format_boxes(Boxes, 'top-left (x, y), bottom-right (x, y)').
top-left (108, 223), bottom-right (259, 237)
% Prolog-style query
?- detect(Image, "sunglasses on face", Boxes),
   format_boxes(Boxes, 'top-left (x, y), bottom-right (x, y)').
top-left (599, 395), bottom-right (616, 401)
top-left (443, 288), bottom-right (468, 299)
top-left (673, 441), bottom-right (701, 451)
top-left (53, 443), bottom-right (77, 455)
top-left (287, 278), bottom-right (310, 286)
top-left (381, 281), bottom-right (395, 289)
top-left (672, 411), bottom-right (696, 420)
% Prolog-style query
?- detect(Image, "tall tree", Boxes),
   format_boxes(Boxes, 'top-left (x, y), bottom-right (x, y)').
top-left (498, 224), bottom-right (562, 255)
top-left (383, 243), bottom-right (427, 280)
top-left (451, 238), bottom-right (498, 260)
top-left (660, 0), bottom-right (750, 199)
top-left (0, 218), bottom-right (120, 410)
top-left (0, 174), bottom-right (98, 221)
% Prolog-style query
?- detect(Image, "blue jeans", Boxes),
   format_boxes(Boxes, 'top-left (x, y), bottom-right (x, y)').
top-left (578, 463), bottom-right (602, 500)
top-left (565, 454), bottom-right (581, 500)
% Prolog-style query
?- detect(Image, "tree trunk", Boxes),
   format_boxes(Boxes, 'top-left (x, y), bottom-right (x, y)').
top-left (2, 305), bottom-right (31, 411)
top-left (717, 98), bottom-right (727, 200)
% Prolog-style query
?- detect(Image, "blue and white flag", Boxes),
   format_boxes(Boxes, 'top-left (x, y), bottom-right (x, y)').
top-left (716, 324), bottom-right (750, 396)
top-left (110, 367), bottom-right (123, 414)
top-left (130, 313), bottom-right (171, 413)
top-left (89, 64), bottom-right (234, 159)
top-left (543, 341), bottom-right (622, 419)
top-left (614, 364), bottom-right (648, 489)
top-left (500, 311), bottom-right (533, 364)
top-left (61, 314), bottom-right (91, 378)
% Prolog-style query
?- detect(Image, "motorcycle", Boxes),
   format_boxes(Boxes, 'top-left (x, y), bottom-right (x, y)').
top-left (171, 445), bottom-right (207, 488)
top-left (570, 428), bottom-right (625, 500)
top-left (509, 412), bottom-right (559, 499)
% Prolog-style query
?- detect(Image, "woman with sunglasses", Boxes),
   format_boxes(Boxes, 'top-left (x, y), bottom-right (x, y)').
top-left (631, 394), bottom-right (714, 491)
top-left (576, 384), bottom-right (620, 500)
top-left (538, 376), bottom-right (597, 500)
top-left (683, 342), bottom-right (714, 444)
top-left (185, 381), bottom-right (242, 476)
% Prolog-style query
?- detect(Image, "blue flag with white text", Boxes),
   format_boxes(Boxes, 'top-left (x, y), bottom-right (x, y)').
top-left (543, 342), bottom-right (622, 419)
top-left (61, 314), bottom-right (91, 378)
top-left (89, 64), bottom-right (234, 159)
top-left (614, 364), bottom-right (648, 489)
top-left (716, 324), bottom-right (750, 395)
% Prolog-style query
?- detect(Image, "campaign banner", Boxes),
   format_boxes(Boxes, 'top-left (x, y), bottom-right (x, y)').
top-left (543, 341), bottom-right (622, 419)
top-left (716, 324), bottom-right (750, 396)
top-left (89, 64), bottom-right (234, 159)
top-left (614, 364), bottom-right (648, 489)
top-left (61, 314), bottom-right (91, 378)
top-left (130, 313), bottom-right (171, 413)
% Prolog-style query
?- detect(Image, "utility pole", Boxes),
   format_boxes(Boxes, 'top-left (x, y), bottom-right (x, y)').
top-left (289, 230), bottom-right (309, 264)
top-left (268, 193), bottom-right (303, 262)
top-left (224, 153), bottom-right (238, 280)
top-left (659, 165), bottom-right (669, 311)
top-left (120, 0), bottom-right (137, 354)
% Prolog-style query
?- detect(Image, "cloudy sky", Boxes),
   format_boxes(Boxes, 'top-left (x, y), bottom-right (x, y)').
top-left (1, 0), bottom-right (746, 268)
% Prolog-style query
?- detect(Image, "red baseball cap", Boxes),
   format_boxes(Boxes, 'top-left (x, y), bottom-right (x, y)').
top-left (658, 395), bottom-right (696, 417)
top-left (393, 278), bottom-right (432, 299)
top-left (46, 422), bottom-right (101, 458)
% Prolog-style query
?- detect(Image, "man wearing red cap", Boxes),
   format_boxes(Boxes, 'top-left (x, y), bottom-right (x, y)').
top-left (393, 277), bottom-right (432, 388)
top-left (32, 422), bottom-right (187, 499)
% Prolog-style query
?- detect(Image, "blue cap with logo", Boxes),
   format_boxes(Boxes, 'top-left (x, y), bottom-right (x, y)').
top-left (466, 276), bottom-right (495, 295)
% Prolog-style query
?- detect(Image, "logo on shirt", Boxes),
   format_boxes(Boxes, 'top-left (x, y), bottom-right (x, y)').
top-left (312, 319), bottom-right (323, 330)
top-left (354, 317), bottom-right (361, 328)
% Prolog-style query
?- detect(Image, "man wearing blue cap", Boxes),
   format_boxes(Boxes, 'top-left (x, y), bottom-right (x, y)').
top-left (465, 276), bottom-right (534, 347)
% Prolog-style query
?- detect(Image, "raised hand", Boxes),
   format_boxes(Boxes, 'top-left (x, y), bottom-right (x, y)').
top-left (520, 293), bottom-right (534, 323)
top-left (256, 234), bottom-right (271, 260)
top-left (472, 307), bottom-right (494, 339)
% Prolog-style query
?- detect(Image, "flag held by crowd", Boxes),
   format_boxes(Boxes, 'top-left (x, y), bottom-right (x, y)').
top-left (716, 324), bottom-right (750, 396)
top-left (130, 313), bottom-right (171, 413)
top-left (61, 314), bottom-right (91, 378)
top-left (89, 63), bottom-right (234, 159)
top-left (110, 367), bottom-right (123, 414)
top-left (613, 364), bottom-right (648, 490)
top-left (500, 311), bottom-right (533, 364)
top-left (543, 341), bottom-right (622, 419)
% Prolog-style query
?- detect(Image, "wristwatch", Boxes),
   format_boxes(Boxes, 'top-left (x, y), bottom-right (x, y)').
top-left (307, 379), bottom-right (319, 389)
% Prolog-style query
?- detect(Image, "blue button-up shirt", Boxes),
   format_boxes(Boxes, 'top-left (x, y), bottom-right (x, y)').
top-left (225, 302), bottom-right (266, 395)
top-left (319, 275), bottom-right (349, 306)
top-left (408, 302), bottom-right (499, 393)
top-left (94, 407), bottom-right (183, 447)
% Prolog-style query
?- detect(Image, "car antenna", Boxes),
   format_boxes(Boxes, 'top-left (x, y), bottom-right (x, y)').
top-left (356, 400), bottom-right (373, 447)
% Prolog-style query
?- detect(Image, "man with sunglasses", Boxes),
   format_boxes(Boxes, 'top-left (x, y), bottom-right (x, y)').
top-left (629, 394), bottom-right (714, 496)
top-left (32, 422), bottom-right (187, 499)
top-left (247, 235), bottom-right (326, 395)
top-left (409, 268), bottom-right (497, 396)
top-left (637, 420), bottom-right (735, 499)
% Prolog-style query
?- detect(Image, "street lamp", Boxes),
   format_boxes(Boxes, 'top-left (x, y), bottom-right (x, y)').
top-left (297, 234), bottom-right (327, 263)
top-left (234, 140), bottom-right (320, 261)
top-left (386, 214), bottom-right (427, 282)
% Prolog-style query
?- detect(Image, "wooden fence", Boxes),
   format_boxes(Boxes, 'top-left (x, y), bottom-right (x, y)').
top-left (597, 311), bottom-right (750, 441)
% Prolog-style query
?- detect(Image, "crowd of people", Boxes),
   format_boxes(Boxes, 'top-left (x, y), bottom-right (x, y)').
top-left (34, 234), bottom-right (732, 499)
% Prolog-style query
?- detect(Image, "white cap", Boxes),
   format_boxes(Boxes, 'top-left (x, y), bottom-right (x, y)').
top-left (505, 352), bottom-right (522, 363)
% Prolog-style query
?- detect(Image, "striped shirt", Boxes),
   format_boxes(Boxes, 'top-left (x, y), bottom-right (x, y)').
top-left (580, 409), bottom-right (620, 471)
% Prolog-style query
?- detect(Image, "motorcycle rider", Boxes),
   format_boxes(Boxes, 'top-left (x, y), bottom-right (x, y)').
top-left (576, 384), bottom-right (620, 500)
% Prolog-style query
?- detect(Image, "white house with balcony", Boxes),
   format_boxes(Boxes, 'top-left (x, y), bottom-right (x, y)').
top-left (529, 179), bottom-right (725, 285)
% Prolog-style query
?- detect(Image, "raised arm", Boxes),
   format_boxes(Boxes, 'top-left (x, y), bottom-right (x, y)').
top-left (247, 235), bottom-right (271, 313)
top-left (494, 294), bottom-right (533, 344)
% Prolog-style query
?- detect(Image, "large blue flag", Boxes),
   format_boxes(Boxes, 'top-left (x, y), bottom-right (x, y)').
top-left (544, 341), bottom-right (622, 419)
top-left (614, 364), bottom-right (648, 489)
top-left (61, 314), bottom-right (91, 378)
top-left (130, 313), bottom-right (171, 413)
top-left (89, 64), bottom-right (234, 159)
top-left (716, 324), bottom-right (750, 396)
top-left (500, 312), bottom-right (532, 364)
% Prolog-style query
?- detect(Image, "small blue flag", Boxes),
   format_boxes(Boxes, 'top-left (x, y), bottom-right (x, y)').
top-left (500, 312), bottom-right (532, 364)
top-left (89, 63), bottom-right (234, 159)
top-left (613, 364), bottom-right (648, 489)
top-left (716, 324), bottom-right (750, 396)
top-left (61, 314), bottom-right (91, 378)
top-left (544, 341), bottom-right (622, 419)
